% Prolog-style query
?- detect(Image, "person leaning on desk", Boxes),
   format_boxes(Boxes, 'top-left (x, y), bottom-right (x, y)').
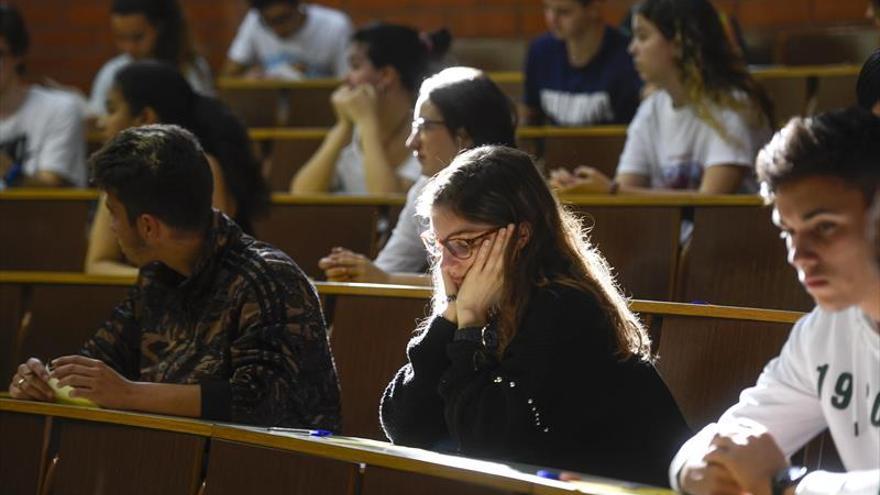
top-left (8, 124), bottom-right (342, 430)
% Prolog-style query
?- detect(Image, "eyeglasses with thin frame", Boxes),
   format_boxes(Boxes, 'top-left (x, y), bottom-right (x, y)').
top-left (420, 228), bottom-right (499, 260)
top-left (411, 117), bottom-right (446, 135)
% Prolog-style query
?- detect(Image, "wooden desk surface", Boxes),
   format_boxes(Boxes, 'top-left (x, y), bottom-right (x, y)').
top-left (0, 273), bottom-right (803, 324)
top-left (0, 397), bottom-right (671, 494)
top-left (215, 65), bottom-right (861, 91)
top-left (0, 188), bottom-right (765, 208)
top-left (245, 125), bottom-right (630, 141)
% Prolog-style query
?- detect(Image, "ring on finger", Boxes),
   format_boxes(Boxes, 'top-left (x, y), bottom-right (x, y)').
top-left (16, 376), bottom-right (26, 387)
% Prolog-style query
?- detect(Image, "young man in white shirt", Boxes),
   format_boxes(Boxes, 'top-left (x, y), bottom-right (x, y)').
top-left (0, 5), bottom-right (86, 188)
top-left (223, 0), bottom-right (352, 79)
top-left (671, 108), bottom-right (880, 495)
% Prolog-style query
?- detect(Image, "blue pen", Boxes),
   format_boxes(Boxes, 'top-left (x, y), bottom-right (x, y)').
top-left (536, 469), bottom-right (560, 480)
top-left (268, 427), bottom-right (333, 437)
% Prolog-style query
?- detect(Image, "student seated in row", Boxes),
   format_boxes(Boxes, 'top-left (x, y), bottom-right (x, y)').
top-left (380, 145), bottom-right (690, 486)
top-left (858, 49), bottom-right (880, 116)
top-left (289, 23), bottom-right (451, 195)
top-left (0, 5), bottom-right (86, 188)
top-left (672, 108), bottom-right (880, 495)
top-left (551, 0), bottom-right (772, 196)
top-left (318, 67), bottom-right (517, 285)
top-left (9, 125), bottom-right (341, 430)
top-left (223, 0), bottom-right (352, 79)
top-left (523, 0), bottom-right (642, 126)
top-left (90, 0), bottom-right (214, 117)
top-left (84, 62), bottom-right (269, 277)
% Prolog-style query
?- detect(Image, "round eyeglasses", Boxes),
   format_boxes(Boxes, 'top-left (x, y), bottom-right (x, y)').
top-left (420, 228), bottom-right (499, 260)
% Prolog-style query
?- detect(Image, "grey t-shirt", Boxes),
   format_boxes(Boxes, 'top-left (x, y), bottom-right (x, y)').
top-left (374, 176), bottom-right (430, 273)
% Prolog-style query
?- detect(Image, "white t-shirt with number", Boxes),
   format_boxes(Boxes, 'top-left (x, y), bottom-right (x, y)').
top-left (0, 86), bottom-right (87, 187)
top-left (669, 306), bottom-right (880, 495)
top-left (616, 90), bottom-right (769, 192)
top-left (227, 4), bottom-right (352, 79)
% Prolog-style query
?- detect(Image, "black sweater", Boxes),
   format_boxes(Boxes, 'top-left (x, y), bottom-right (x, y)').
top-left (380, 284), bottom-right (690, 487)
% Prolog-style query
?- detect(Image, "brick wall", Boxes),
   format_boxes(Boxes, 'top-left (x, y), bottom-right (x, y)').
top-left (10, 0), bottom-right (874, 91)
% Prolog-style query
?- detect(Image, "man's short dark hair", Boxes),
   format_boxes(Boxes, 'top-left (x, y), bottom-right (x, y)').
top-left (89, 125), bottom-right (214, 232)
top-left (248, 0), bottom-right (298, 9)
top-left (757, 107), bottom-right (880, 203)
top-left (0, 4), bottom-right (29, 75)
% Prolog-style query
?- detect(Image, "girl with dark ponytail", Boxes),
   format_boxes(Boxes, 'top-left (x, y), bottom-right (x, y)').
top-left (85, 61), bottom-right (269, 276)
top-left (290, 23), bottom-right (452, 195)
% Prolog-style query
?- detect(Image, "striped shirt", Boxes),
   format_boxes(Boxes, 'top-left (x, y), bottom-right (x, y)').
top-left (81, 211), bottom-right (341, 430)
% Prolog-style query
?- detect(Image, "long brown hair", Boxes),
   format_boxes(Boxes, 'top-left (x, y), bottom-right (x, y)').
top-left (638, 0), bottom-right (774, 133)
top-left (417, 145), bottom-right (651, 361)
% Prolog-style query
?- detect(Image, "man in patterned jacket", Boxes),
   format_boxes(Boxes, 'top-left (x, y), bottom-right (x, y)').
top-left (8, 124), bottom-right (341, 430)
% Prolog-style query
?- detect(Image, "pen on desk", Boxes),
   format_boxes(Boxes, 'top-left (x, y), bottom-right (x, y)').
top-left (536, 469), bottom-right (560, 480)
top-left (267, 427), bottom-right (333, 437)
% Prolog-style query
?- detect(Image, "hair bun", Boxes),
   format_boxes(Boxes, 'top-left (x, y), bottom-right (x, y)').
top-left (421, 28), bottom-right (452, 59)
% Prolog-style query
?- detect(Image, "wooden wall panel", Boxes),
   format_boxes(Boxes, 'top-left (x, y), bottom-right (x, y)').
top-left (50, 419), bottom-right (205, 495)
top-left (205, 440), bottom-right (359, 495)
top-left (0, 411), bottom-right (49, 495)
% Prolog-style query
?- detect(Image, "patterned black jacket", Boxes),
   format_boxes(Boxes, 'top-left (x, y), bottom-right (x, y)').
top-left (81, 211), bottom-right (341, 430)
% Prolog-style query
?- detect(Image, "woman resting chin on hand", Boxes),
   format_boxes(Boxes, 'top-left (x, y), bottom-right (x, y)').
top-left (380, 145), bottom-right (691, 487)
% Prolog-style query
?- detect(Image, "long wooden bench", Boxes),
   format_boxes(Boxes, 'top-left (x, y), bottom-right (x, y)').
top-left (0, 398), bottom-right (663, 494)
top-left (251, 126), bottom-right (628, 192)
top-left (214, 65), bottom-right (861, 129)
top-left (0, 190), bottom-right (95, 272)
top-left (676, 204), bottom-right (813, 311)
top-left (0, 278), bottom-right (839, 472)
top-left (0, 190), bottom-right (404, 280)
top-left (1, 193), bottom-right (811, 309)
top-left (86, 126), bottom-right (627, 192)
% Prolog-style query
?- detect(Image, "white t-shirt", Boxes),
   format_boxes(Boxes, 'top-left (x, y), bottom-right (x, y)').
top-left (374, 175), bottom-right (430, 273)
top-left (332, 128), bottom-right (422, 194)
top-left (669, 306), bottom-right (880, 495)
top-left (227, 4), bottom-right (351, 79)
top-left (617, 90), bottom-right (770, 192)
top-left (0, 86), bottom-right (87, 187)
top-left (88, 54), bottom-right (215, 115)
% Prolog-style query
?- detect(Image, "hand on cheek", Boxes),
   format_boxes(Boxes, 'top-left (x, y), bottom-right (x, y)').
top-left (455, 225), bottom-right (512, 327)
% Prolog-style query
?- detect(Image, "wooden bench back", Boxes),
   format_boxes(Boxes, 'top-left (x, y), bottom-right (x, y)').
top-left (677, 206), bottom-right (813, 311)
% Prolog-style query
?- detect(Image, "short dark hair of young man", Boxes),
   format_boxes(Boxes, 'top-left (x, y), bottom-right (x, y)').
top-left (671, 107), bottom-right (880, 495)
top-left (8, 124), bottom-right (342, 430)
top-left (249, 0), bottom-right (302, 38)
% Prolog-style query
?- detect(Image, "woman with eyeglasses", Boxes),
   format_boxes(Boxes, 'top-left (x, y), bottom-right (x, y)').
top-left (89, 0), bottom-right (213, 117)
top-left (289, 23), bottom-right (451, 195)
top-left (380, 145), bottom-right (690, 486)
top-left (317, 67), bottom-right (517, 285)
